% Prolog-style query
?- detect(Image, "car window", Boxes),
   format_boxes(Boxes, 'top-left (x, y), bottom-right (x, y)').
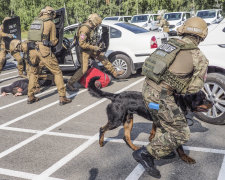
top-left (64, 27), bottom-right (77, 40)
top-left (110, 27), bottom-right (121, 38)
top-left (197, 10), bottom-right (216, 19)
top-left (164, 13), bottom-right (182, 21)
top-left (153, 15), bottom-right (158, 21)
top-left (104, 17), bottom-right (119, 21)
top-left (115, 23), bottom-right (149, 34)
top-left (124, 17), bottom-right (131, 22)
top-left (186, 13), bottom-right (191, 19)
top-left (223, 27), bottom-right (225, 32)
top-left (119, 17), bottom-right (123, 21)
top-left (131, 15), bottom-right (149, 23)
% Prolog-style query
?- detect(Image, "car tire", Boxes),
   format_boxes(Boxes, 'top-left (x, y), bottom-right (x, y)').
top-left (110, 54), bottom-right (132, 79)
top-left (195, 73), bottom-right (225, 125)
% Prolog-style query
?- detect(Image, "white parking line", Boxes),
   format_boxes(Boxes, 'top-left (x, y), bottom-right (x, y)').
top-left (0, 167), bottom-right (64, 180)
top-left (0, 70), bottom-right (17, 76)
top-left (0, 87), bottom-right (57, 110)
top-left (218, 156), bottom-right (225, 180)
top-left (0, 89), bottom-right (86, 127)
top-left (125, 164), bottom-right (145, 180)
top-left (33, 134), bottom-right (99, 180)
top-left (0, 83), bottom-right (11, 89)
top-left (0, 78), bottom-right (144, 179)
top-left (0, 125), bottom-right (225, 179)
top-left (0, 75), bottom-right (18, 82)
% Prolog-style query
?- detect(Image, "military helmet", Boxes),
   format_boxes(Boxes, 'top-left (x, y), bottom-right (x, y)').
top-left (9, 39), bottom-right (21, 52)
top-left (177, 17), bottom-right (208, 39)
top-left (88, 13), bottom-right (102, 26)
top-left (40, 6), bottom-right (56, 17)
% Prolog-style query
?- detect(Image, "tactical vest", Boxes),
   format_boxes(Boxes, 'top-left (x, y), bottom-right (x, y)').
top-left (142, 38), bottom-right (198, 93)
top-left (28, 18), bottom-right (50, 42)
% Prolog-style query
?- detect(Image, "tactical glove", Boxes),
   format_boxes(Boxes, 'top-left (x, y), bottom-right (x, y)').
top-left (43, 40), bottom-right (53, 47)
top-left (7, 34), bottom-right (13, 38)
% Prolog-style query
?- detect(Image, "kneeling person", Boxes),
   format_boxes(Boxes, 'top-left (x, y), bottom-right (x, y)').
top-left (66, 13), bottom-right (125, 91)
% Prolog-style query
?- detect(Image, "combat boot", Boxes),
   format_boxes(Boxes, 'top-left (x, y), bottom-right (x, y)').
top-left (66, 82), bottom-right (78, 91)
top-left (27, 95), bottom-right (39, 104)
top-left (113, 69), bottom-right (125, 78)
top-left (132, 146), bottom-right (161, 178)
top-left (59, 96), bottom-right (72, 106)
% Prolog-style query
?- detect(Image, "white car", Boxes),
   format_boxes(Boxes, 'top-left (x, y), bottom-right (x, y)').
top-left (103, 16), bottom-right (132, 22)
top-left (196, 9), bottom-right (223, 25)
top-left (164, 12), bottom-right (191, 35)
top-left (196, 19), bottom-right (225, 124)
top-left (63, 21), bottom-right (168, 78)
top-left (130, 14), bottom-right (159, 31)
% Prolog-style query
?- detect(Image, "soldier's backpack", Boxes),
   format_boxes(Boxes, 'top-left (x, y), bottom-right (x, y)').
top-left (79, 67), bottom-right (111, 88)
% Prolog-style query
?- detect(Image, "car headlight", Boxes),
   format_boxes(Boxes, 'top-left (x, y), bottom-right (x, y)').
top-left (176, 21), bottom-right (182, 26)
top-left (142, 23), bottom-right (148, 27)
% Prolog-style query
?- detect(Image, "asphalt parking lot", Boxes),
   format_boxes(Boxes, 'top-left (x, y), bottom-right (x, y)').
top-left (0, 60), bottom-right (225, 180)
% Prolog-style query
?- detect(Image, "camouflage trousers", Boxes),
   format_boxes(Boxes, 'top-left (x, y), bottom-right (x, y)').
top-left (142, 79), bottom-right (190, 159)
top-left (68, 50), bottom-right (116, 85)
top-left (28, 49), bottom-right (66, 97)
top-left (0, 50), bottom-right (24, 75)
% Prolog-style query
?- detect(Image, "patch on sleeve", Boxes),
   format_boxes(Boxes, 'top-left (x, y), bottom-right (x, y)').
top-left (80, 33), bottom-right (86, 41)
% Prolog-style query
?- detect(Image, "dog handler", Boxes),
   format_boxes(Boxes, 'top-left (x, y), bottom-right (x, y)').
top-left (132, 17), bottom-right (209, 178)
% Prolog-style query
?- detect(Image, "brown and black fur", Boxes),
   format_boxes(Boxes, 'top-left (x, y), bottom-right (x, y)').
top-left (88, 77), bottom-right (198, 164)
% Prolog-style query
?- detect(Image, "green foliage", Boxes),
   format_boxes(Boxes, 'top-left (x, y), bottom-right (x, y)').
top-left (0, 0), bottom-right (223, 31)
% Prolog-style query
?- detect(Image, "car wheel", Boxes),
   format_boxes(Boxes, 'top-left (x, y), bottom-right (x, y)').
top-left (195, 73), bottom-right (225, 125)
top-left (110, 54), bottom-right (132, 79)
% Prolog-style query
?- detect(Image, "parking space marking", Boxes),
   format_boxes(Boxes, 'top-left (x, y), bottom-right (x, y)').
top-left (0, 70), bottom-right (17, 76)
top-left (0, 89), bottom-right (86, 127)
top-left (0, 125), bottom-right (225, 179)
top-left (125, 164), bottom-right (145, 180)
top-left (1, 126), bottom-right (225, 154)
top-left (0, 78), bottom-right (145, 178)
top-left (0, 87), bottom-right (58, 110)
top-left (0, 75), bottom-right (18, 83)
top-left (0, 83), bottom-right (11, 89)
top-left (218, 156), bottom-right (225, 180)
top-left (33, 134), bottom-right (99, 180)
top-left (0, 167), bottom-right (64, 180)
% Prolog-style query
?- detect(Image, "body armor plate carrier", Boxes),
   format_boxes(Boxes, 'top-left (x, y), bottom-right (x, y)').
top-left (142, 38), bottom-right (198, 93)
top-left (28, 18), bottom-right (50, 42)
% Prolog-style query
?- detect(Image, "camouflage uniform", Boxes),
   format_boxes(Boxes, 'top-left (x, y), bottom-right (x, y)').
top-left (67, 22), bottom-right (118, 86)
top-left (0, 24), bottom-right (24, 76)
top-left (142, 36), bottom-right (208, 159)
top-left (157, 16), bottom-right (169, 33)
top-left (27, 6), bottom-right (71, 105)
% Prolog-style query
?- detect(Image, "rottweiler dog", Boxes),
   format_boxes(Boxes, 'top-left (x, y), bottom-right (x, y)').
top-left (88, 77), bottom-right (212, 164)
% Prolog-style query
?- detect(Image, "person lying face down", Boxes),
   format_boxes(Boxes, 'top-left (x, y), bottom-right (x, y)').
top-left (1, 79), bottom-right (29, 96)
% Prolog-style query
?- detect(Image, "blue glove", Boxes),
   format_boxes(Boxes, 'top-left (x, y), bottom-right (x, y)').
top-left (13, 34), bottom-right (17, 39)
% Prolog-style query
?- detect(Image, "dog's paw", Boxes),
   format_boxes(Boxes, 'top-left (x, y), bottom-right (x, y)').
top-left (180, 154), bottom-right (196, 164)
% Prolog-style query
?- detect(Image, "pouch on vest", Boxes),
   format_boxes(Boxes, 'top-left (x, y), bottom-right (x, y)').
top-left (28, 18), bottom-right (44, 42)
top-left (153, 60), bottom-right (167, 75)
